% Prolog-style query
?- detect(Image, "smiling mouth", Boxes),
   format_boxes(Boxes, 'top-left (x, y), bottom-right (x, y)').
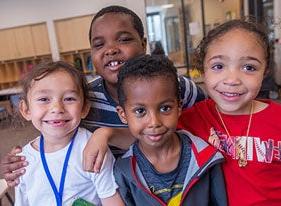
top-left (43, 120), bottom-right (70, 125)
top-left (219, 91), bottom-right (243, 97)
top-left (145, 131), bottom-right (167, 141)
top-left (105, 60), bottom-right (125, 68)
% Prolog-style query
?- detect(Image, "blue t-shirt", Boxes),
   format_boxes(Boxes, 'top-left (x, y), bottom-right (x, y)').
top-left (133, 133), bottom-right (191, 203)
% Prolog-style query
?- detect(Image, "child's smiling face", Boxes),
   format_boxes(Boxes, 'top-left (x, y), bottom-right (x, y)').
top-left (204, 28), bottom-right (267, 114)
top-left (20, 70), bottom-right (89, 140)
top-left (90, 13), bottom-right (146, 86)
top-left (117, 76), bottom-right (181, 150)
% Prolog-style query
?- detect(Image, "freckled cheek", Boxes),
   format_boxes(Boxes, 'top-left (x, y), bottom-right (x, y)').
top-left (203, 72), bottom-right (218, 84)
top-left (92, 57), bottom-right (100, 66)
top-left (204, 79), bottom-right (217, 92)
top-left (248, 83), bottom-right (263, 95)
top-left (247, 76), bottom-right (263, 90)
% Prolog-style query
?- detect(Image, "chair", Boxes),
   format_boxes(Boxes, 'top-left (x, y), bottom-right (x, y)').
top-left (0, 107), bottom-right (8, 119)
top-left (9, 94), bottom-right (25, 128)
top-left (0, 107), bottom-right (9, 129)
top-left (0, 179), bottom-right (14, 206)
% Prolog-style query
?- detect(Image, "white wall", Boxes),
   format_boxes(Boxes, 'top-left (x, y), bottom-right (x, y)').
top-left (0, 0), bottom-right (147, 60)
top-left (274, 0), bottom-right (281, 85)
top-left (0, 0), bottom-right (146, 29)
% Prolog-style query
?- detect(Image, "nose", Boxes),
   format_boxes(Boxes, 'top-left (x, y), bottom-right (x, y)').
top-left (223, 69), bottom-right (241, 86)
top-left (50, 101), bottom-right (64, 114)
top-left (105, 43), bottom-right (120, 56)
top-left (148, 112), bottom-right (162, 128)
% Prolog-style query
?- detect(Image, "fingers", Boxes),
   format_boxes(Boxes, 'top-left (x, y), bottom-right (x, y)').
top-left (93, 152), bottom-right (105, 173)
top-left (1, 146), bottom-right (23, 164)
top-left (10, 146), bottom-right (23, 155)
top-left (1, 155), bottom-right (25, 165)
top-left (83, 152), bottom-right (97, 172)
top-left (1, 153), bottom-right (28, 174)
top-left (2, 160), bottom-right (28, 173)
top-left (5, 168), bottom-right (26, 187)
top-left (6, 179), bottom-right (20, 187)
top-left (0, 146), bottom-right (28, 187)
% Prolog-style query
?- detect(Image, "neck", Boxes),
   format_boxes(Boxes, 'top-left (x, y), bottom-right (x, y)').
top-left (104, 81), bottom-right (119, 103)
top-left (217, 100), bottom-right (254, 115)
top-left (138, 133), bottom-right (181, 161)
top-left (32, 132), bottom-right (75, 153)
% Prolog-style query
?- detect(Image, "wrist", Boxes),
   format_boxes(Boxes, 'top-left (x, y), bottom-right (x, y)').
top-left (93, 127), bottom-right (113, 141)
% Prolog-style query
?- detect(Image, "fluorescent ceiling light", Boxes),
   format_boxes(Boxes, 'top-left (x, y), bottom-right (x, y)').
top-left (161, 4), bottom-right (174, 9)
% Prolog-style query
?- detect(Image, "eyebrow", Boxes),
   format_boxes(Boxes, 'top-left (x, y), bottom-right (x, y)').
top-left (206, 55), bottom-right (262, 64)
top-left (130, 98), bottom-right (177, 106)
top-left (91, 31), bottom-right (133, 42)
top-left (206, 55), bottom-right (225, 63)
top-left (240, 56), bottom-right (262, 64)
top-left (33, 89), bottom-right (79, 95)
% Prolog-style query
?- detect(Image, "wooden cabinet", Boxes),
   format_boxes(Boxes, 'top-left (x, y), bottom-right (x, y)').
top-left (0, 23), bottom-right (51, 89)
top-left (0, 56), bottom-right (52, 89)
top-left (0, 23), bottom-right (51, 61)
top-left (55, 15), bottom-right (94, 74)
top-left (31, 23), bottom-right (51, 56)
top-left (14, 26), bottom-right (35, 58)
top-left (0, 15), bottom-right (94, 89)
top-left (0, 29), bottom-right (18, 61)
top-left (60, 49), bottom-right (94, 74)
top-left (55, 15), bottom-right (92, 52)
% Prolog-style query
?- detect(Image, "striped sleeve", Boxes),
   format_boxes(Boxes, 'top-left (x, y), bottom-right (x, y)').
top-left (178, 75), bottom-right (206, 109)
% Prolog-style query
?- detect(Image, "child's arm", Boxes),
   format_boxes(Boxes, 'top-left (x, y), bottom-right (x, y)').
top-left (101, 192), bottom-right (124, 206)
top-left (179, 76), bottom-right (207, 109)
top-left (0, 146), bottom-right (28, 187)
top-left (93, 149), bottom-right (125, 206)
top-left (83, 127), bottom-right (135, 172)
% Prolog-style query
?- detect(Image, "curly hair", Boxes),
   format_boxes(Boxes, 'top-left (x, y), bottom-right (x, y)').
top-left (194, 18), bottom-right (271, 72)
top-left (89, 5), bottom-right (144, 44)
top-left (117, 54), bottom-right (180, 106)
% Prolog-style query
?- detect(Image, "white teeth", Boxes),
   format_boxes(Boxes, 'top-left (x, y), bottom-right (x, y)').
top-left (222, 92), bottom-right (240, 97)
top-left (108, 60), bottom-right (123, 67)
top-left (109, 61), bottom-right (118, 66)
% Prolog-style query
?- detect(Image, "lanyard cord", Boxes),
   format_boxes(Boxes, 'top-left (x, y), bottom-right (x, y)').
top-left (40, 128), bottom-right (78, 206)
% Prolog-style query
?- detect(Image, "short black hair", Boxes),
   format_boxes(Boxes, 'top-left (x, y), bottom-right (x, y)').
top-left (194, 18), bottom-right (271, 71)
top-left (117, 54), bottom-right (180, 107)
top-left (89, 5), bottom-right (144, 44)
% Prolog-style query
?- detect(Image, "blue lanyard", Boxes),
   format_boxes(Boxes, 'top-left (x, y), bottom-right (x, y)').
top-left (40, 128), bottom-right (78, 206)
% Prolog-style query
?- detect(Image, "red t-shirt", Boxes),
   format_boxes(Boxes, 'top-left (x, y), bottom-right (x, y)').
top-left (178, 99), bottom-right (281, 206)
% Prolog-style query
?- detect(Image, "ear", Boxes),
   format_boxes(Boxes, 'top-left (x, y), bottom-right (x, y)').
top-left (116, 105), bottom-right (128, 124)
top-left (81, 101), bottom-right (90, 119)
top-left (263, 67), bottom-right (270, 77)
top-left (178, 100), bottom-right (182, 117)
top-left (19, 100), bottom-right (32, 121)
top-left (202, 72), bottom-right (206, 82)
top-left (142, 37), bottom-right (147, 53)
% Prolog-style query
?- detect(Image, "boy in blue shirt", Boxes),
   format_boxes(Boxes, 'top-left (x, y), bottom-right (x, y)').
top-left (113, 54), bottom-right (226, 205)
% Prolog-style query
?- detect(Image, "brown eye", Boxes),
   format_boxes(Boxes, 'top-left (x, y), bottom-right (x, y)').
top-left (243, 64), bottom-right (256, 72)
top-left (92, 40), bottom-right (104, 49)
top-left (211, 64), bottom-right (223, 70)
top-left (160, 105), bottom-right (171, 113)
top-left (134, 107), bottom-right (146, 117)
